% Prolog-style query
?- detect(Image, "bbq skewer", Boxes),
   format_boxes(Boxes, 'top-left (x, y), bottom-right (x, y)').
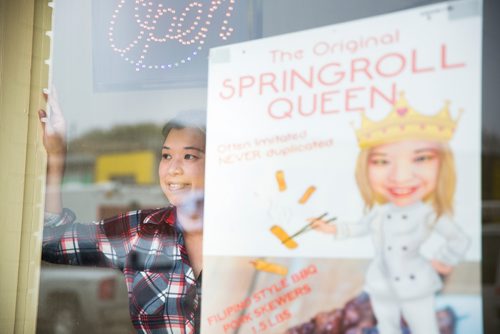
top-left (270, 213), bottom-right (337, 249)
top-left (281, 213), bottom-right (336, 244)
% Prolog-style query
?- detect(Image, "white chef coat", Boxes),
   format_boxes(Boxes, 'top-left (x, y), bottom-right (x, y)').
top-left (335, 201), bottom-right (470, 300)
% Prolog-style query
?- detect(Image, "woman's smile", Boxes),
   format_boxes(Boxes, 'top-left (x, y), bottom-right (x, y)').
top-left (158, 128), bottom-right (206, 207)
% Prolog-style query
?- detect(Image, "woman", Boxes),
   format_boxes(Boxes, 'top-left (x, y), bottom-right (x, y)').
top-left (39, 89), bottom-right (204, 334)
top-left (314, 93), bottom-right (470, 334)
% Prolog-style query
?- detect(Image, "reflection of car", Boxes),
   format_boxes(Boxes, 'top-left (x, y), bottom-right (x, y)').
top-left (483, 223), bottom-right (500, 334)
top-left (37, 262), bottom-right (134, 334)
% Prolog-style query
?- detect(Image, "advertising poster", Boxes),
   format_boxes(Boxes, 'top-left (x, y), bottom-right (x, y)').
top-left (203, 1), bottom-right (482, 333)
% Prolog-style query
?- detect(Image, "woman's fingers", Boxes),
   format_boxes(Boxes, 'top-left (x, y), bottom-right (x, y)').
top-left (42, 85), bottom-right (66, 136)
top-left (38, 109), bottom-right (47, 122)
top-left (38, 109), bottom-right (48, 133)
top-left (39, 88), bottom-right (67, 156)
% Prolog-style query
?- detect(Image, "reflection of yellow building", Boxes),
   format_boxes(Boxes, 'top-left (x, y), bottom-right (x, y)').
top-left (95, 150), bottom-right (157, 185)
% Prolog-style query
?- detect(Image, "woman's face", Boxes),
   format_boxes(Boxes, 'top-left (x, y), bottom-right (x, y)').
top-left (158, 127), bottom-right (206, 207)
top-left (367, 140), bottom-right (441, 207)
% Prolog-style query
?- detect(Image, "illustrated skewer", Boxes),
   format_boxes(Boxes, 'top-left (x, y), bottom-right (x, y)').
top-left (298, 186), bottom-right (316, 204)
top-left (270, 212), bottom-right (337, 249)
top-left (270, 225), bottom-right (298, 249)
top-left (281, 214), bottom-right (336, 244)
top-left (275, 170), bottom-right (287, 192)
top-left (250, 259), bottom-right (288, 276)
top-left (280, 212), bottom-right (327, 243)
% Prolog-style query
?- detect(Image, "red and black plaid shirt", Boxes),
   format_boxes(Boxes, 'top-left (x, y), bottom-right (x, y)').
top-left (42, 206), bottom-right (201, 334)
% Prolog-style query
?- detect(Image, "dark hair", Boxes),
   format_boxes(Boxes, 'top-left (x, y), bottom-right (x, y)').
top-left (161, 110), bottom-right (206, 139)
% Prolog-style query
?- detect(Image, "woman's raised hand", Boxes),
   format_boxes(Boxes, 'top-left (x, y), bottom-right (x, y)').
top-left (38, 85), bottom-right (66, 158)
top-left (38, 86), bottom-right (66, 214)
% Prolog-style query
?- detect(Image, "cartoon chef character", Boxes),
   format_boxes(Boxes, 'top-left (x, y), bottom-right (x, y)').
top-left (314, 92), bottom-right (470, 334)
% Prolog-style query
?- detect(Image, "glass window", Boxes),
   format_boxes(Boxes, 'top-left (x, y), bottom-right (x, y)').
top-left (36, 1), bottom-right (498, 333)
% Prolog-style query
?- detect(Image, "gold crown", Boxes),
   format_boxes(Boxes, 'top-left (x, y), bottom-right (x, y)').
top-left (355, 92), bottom-right (462, 149)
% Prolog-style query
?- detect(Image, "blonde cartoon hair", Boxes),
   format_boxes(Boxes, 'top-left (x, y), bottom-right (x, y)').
top-left (355, 143), bottom-right (456, 218)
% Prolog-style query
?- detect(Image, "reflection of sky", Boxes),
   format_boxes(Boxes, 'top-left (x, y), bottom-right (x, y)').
top-left (52, 1), bottom-right (220, 137)
top-left (53, 1), bottom-right (259, 138)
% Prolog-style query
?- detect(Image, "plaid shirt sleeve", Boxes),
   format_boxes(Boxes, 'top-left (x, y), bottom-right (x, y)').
top-left (42, 208), bottom-right (141, 269)
top-left (43, 207), bottom-right (202, 333)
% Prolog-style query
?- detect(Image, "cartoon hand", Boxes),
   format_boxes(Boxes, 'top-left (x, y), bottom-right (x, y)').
top-left (309, 217), bottom-right (337, 235)
top-left (38, 85), bottom-right (67, 157)
top-left (431, 259), bottom-right (454, 275)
